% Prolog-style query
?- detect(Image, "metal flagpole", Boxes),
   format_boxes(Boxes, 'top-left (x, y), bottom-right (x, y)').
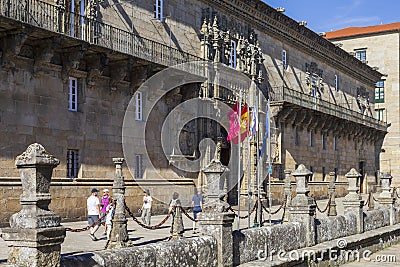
top-left (255, 90), bottom-right (261, 227)
top-left (247, 93), bottom-right (251, 229)
top-left (267, 97), bottom-right (272, 225)
top-left (237, 89), bottom-right (242, 230)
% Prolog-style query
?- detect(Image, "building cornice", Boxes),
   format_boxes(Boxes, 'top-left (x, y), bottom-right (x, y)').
top-left (202, 0), bottom-right (382, 85)
top-left (327, 29), bottom-right (400, 42)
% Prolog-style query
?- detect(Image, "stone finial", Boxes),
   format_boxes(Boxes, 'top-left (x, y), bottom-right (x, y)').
top-left (15, 143), bottom-right (60, 167)
top-left (1, 143), bottom-right (65, 267)
top-left (202, 159), bottom-right (229, 212)
top-left (345, 168), bottom-right (361, 197)
top-left (379, 172), bottom-right (393, 198)
top-left (292, 164), bottom-right (312, 195)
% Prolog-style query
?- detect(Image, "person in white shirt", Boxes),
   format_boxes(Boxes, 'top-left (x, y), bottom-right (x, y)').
top-left (140, 189), bottom-right (152, 226)
top-left (87, 188), bottom-right (101, 241)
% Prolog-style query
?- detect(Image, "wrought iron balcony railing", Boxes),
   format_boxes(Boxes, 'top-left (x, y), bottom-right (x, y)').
top-left (270, 86), bottom-right (387, 131)
top-left (0, 0), bottom-right (202, 67)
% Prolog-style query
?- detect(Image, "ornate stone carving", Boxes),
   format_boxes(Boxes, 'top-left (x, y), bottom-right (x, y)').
top-left (62, 47), bottom-right (85, 81)
top-left (109, 59), bottom-right (130, 91)
top-left (1, 32), bottom-right (28, 70)
top-left (33, 41), bottom-right (58, 76)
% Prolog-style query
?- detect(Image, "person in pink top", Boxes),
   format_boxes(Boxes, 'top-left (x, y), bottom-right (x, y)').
top-left (100, 189), bottom-right (112, 235)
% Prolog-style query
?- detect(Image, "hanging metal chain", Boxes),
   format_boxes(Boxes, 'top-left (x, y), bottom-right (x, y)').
top-left (179, 207), bottom-right (198, 222)
top-left (228, 201), bottom-right (258, 219)
top-left (125, 201), bottom-right (174, 230)
top-left (393, 187), bottom-right (400, 199)
top-left (312, 194), bottom-right (332, 213)
top-left (262, 198), bottom-right (286, 215)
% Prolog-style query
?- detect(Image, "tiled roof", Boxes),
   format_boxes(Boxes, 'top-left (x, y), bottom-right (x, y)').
top-left (326, 22), bottom-right (400, 39)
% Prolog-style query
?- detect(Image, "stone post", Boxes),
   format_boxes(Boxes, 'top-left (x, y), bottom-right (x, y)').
top-left (343, 168), bottom-right (364, 233)
top-left (282, 169), bottom-right (292, 222)
top-left (107, 158), bottom-right (132, 249)
top-left (378, 172), bottom-right (395, 225)
top-left (327, 171), bottom-right (337, 216)
top-left (289, 164), bottom-right (316, 246)
top-left (1, 143), bottom-right (65, 267)
top-left (198, 159), bottom-right (235, 267)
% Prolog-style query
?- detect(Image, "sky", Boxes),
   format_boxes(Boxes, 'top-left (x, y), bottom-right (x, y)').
top-left (264, 0), bottom-right (400, 33)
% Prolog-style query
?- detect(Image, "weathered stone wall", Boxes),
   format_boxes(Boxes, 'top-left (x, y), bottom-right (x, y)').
top-left (0, 179), bottom-right (195, 227)
top-left (232, 222), bottom-right (306, 265)
top-left (315, 213), bottom-right (358, 243)
top-left (363, 209), bottom-right (390, 232)
top-left (61, 235), bottom-right (218, 267)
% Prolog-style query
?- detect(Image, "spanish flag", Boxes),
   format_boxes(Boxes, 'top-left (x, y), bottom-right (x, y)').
top-left (227, 102), bottom-right (250, 144)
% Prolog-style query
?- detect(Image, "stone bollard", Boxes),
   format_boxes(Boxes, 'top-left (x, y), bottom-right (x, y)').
top-left (282, 169), bottom-right (292, 222)
top-left (107, 158), bottom-right (132, 249)
top-left (378, 172), bottom-right (395, 225)
top-left (289, 164), bottom-right (316, 246)
top-left (343, 168), bottom-right (364, 234)
top-left (327, 171), bottom-right (337, 216)
top-left (1, 143), bottom-right (65, 267)
top-left (198, 159), bottom-right (235, 267)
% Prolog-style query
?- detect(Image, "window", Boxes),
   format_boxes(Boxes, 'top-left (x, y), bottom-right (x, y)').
top-left (282, 50), bottom-right (287, 71)
top-left (69, 77), bottom-right (78, 111)
top-left (355, 49), bottom-right (366, 62)
top-left (375, 81), bottom-right (384, 103)
top-left (229, 40), bottom-right (237, 69)
top-left (67, 149), bottom-right (79, 178)
top-left (309, 131), bottom-right (313, 147)
top-left (376, 108), bottom-right (385, 121)
top-left (322, 133), bottom-right (326, 150)
top-left (135, 91), bottom-right (143, 121)
top-left (334, 74), bottom-right (339, 91)
top-left (334, 136), bottom-right (338, 151)
top-left (134, 154), bottom-right (143, 179)
top-left (155, 0), bottom-right (164, 22)
top-left (322, 167), bottom-right (326, 181)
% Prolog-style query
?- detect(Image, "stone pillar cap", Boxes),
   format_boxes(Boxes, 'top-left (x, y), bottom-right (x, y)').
top-left (380, 172), bottom-right (392, 179)
top-left (15, 143), bottom-right (60, 167)
top-left (345, 168), bottom-right (361, 178)
top-left (202, 159), bottom-right (229, 173)
top-left (291, 164), bottom-right (311, 176)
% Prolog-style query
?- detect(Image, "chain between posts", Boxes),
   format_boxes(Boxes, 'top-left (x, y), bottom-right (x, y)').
top-left (393, 187), bottom-right (400, 199)
top-left (228, 201), bottom-right (258, 219)
top-left (311, 194), bottom-right (332, 214)
top-left (179, 207), bottom-right (198, 222)
top-left (125, 201), bottom-right (175, 230)
top-left (261, 199), bottom-right (286, 215)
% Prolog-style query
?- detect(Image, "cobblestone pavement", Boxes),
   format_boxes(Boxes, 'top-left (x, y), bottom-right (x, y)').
top-left (0, 194), bottom-right (387, 264)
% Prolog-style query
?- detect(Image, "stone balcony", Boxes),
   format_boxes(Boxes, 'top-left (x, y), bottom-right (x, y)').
top-left (270, 85), bottom-right (387, 135)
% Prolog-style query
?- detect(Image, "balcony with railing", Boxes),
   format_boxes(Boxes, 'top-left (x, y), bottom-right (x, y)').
top-left (0, 0), bottom-right (202, 67)
top-left (270, 86), bottom-right (387, 132)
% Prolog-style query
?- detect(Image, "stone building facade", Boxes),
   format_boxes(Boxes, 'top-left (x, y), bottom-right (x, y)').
top-left (326, 23), bottom-right (399, 185)
top-left (0, 0), bottom-right (386, 223)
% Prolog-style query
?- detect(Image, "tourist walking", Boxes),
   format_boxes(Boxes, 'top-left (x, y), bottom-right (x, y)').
top-left (105, 202), bottom-right (114, 240)
top-left (100, 188), bottom-right (112, 235)
top-left (169, 192), bottom-right (184, 240)
top-left (192, 188), bottom-right (204, 232)
top-left (87, 188), bottom-right (101, 241)
top-left (141, 189), bottom-right (152, 226)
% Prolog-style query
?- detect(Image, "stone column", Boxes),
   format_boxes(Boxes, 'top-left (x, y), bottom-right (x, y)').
top-left (327, 171), bottom-right (337, 216)
top-left (198, 159), bottom-right (235, 267)
top-left (1, 143), bottom-right (65, 267)
top-left (343, 168), bottom-right (364, 234)
top-left (289, 164), bottom-right (316, 246)
top-left (107, 158), bottom-right (132, 249)
top-left (378, 172), bottom-right (395, 225)
top-left (282, 169), bottom-right (292, 222)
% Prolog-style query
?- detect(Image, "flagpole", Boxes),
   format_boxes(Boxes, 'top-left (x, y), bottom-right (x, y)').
top-left (267, 97), bottom-right (272, 225)
top-left (247, 94), bottom-right (251, 229)
top-left (237, 89), bottom-right (242, 230)
top-left (256, 91), bottom-right (261, 226)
